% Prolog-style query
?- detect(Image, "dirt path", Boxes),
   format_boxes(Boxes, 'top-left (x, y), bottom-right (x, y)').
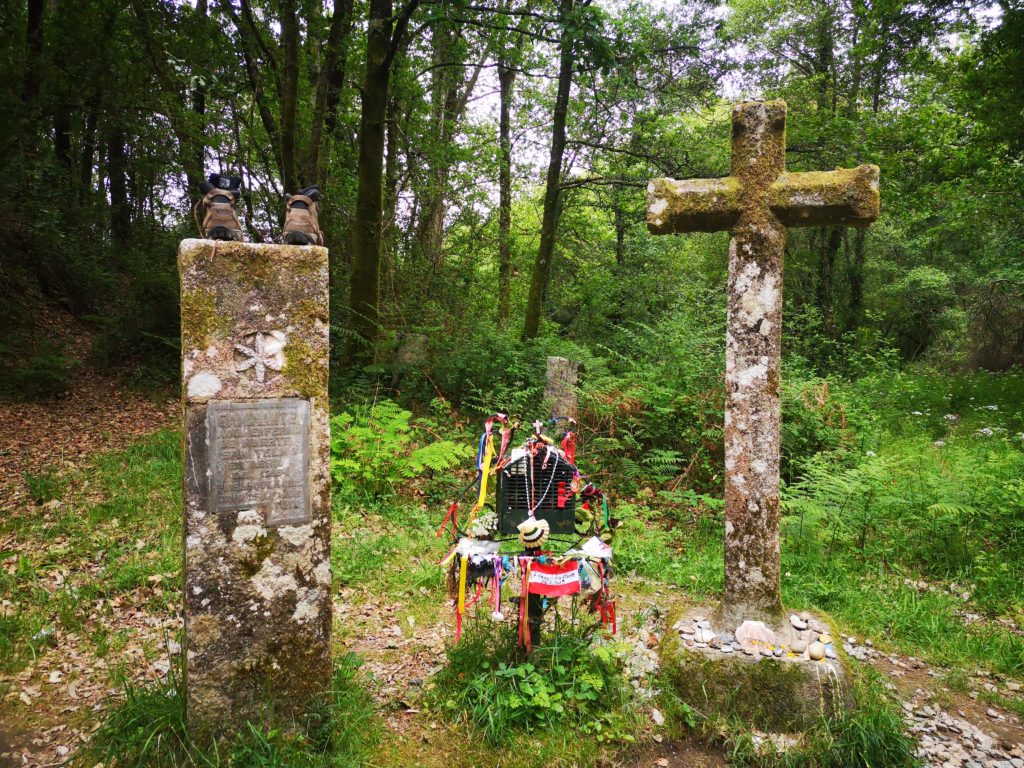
top-left (0, 380), bottom-right (177, 509)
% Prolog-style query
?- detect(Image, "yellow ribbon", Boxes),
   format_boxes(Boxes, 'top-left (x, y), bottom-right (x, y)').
top-left (467, 433), bottom-right (496, 525)
top-left (457, 554), bottom-right (469, 614)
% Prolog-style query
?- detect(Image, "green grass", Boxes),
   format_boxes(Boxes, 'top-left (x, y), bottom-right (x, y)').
top-left (661, 665), bottom-right (917, 768)
top-left (74, 653), bottom-right (379, 768)
top-left (1, 429), bottom-right (181, 674)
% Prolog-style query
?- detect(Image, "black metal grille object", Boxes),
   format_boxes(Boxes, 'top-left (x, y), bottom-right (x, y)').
top-left (496, 451), bottom-right (577, 535)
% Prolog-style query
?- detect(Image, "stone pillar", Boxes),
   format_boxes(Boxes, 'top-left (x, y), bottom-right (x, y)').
top-left (544, 356), bottom-right (580, 421)
top-left (722, 101), bottom-right (786, 624)
top-left (179, 239), bottom-right (331, 731)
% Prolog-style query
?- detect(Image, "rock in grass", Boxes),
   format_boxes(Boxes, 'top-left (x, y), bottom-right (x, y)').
top-left (808, 642), bottom-right (826, 661)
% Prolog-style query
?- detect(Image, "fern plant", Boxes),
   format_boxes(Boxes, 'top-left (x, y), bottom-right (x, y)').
top-left (330, 399), bottom-right (473, 505)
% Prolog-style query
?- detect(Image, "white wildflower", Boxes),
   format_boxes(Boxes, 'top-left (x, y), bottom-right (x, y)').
top-left (911, 411), bottom-right (923, 416)
top-left (985, 404), bottom-right (999, 411)
top-left (865, 451), bottom-right (877, 457)
top-left (466, 510), bottom-right (498, 538)
top-left (944, 414), bottom-right (959, 422)
top-left (933, 440), bottom-right (945, 447)
top-left (977, 427), bottom-right (994, 437)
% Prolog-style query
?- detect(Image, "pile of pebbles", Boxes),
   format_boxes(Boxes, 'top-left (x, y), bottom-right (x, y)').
top-left (903, 694), bottom-right (1024, 767)
top-left (671, 612), bottom-right (855, 664)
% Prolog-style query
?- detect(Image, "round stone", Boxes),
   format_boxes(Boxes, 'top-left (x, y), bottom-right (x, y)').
top-left (694, 628), bottom-right (716, 644)
top-left (846, 636), bottom-right (857, 645)
top-left (808, 641), bottom-right (826, 661)
top-left (761, 648), bottom-right (773, 657)
top-left (825, 645), bottom-right (838, 659)
top-left (721, 644), bottom-right (733, 653)
top-left (791, 640), bottom-right (807, 654)
top-left (680, 626), bottom-right (695, 635)
top-left (790, 614), bottom-right (808, 630)
top-left (819, 633), bottom-right (833, 644)
top-left (773, 647), bottom-right (784, 657)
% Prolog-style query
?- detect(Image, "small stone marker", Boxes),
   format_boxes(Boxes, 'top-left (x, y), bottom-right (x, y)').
top-left (179, 239), bottom-right (331, 730)
top-left (647, 101), bottom-right (879, 622)
top-left (544, 356), bottom-right (580, 421)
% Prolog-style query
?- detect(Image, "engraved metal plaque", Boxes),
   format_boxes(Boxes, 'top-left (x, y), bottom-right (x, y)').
top-left (208, 399), bottom-right (311, 525)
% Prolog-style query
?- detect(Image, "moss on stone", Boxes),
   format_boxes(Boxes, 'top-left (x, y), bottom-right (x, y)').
top-left (180, 287), bottom-right (220, 350)
top-left (240, 534), bottom-right (276, 577)
top-left (282, 336), bottom-right (327, 399)
top-left (660, 610), bottom-right (849, 732)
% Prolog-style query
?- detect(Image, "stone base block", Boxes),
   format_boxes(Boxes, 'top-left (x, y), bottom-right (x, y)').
top-left (660, 608), bottom-right (851, 731)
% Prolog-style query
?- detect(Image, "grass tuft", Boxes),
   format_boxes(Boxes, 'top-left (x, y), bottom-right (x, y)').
top-left (75, 653), bottom-right (379, 768)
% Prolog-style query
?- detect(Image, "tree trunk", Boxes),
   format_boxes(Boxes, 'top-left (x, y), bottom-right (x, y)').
top-left (22, 0), bottom-right (45, 105)
top-left (613, 191), bottom-right (626, 266)
top-left (817, 226), bottom-right (842, 338)
top-left (496, 63), bottom-right (515, 327)
top-left (346, 0), bottom-right (419, 363)
top-left (522, 0), bottom-right (575, 340)
top-left (279, 0), bottom-right (300, 194)
top-left (308, 0), bottom-right (355, 183)
top-left (846, 228), bottom-right (867, 332)
top-left (107, 129), bottom-right (131, 247)
top-left (79, 106), bottom-right (98, 196)
top-left (189, 0), bottom-right (209, 191)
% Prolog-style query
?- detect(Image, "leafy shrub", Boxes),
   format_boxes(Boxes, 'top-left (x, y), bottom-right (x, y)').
top-left (430, 613), bottom-right (635, 745)
top-left (330, 399), bottom-right (474, 504)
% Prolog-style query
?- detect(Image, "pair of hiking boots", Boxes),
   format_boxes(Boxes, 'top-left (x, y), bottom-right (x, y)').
top-left (196, 173), bottom-right (324, 246)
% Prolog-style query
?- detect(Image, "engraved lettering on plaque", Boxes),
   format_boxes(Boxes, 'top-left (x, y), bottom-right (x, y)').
top-left (208, 399), bottom-right (310, 525)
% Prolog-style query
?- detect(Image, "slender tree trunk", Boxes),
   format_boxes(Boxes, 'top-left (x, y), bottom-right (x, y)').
top-left (847, 228), bottom-right (867, 331)
top-left (189, 0), bottom-right (209, 190)
top-left (383, 96), bottom-right (401, 282)
top-left (107, 129), bottom-right (131, 246)
top-left (817, 226), bottom-right (842, 337)
top-left (346, 0), bottom-right (419, 363)
top-left (279, 0), bottom-right (299, 194)
top-left (308, 0), bottom-right (355, 183)
top-left (496, 63), bottom-right (515, 328)
top-left (522, 0), bottom-right (575, 340)
top-left (22, 0), bottom-right (45, 105)
top-left (613, 191), bottom-right (626, 266)
top-left (79, 106), bottom-right (98, 196)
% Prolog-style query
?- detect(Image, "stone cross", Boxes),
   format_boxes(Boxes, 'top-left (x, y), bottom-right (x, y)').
top-left (179, 239), bottom-right (331, 731)
top-left (647, 100), bottom-right (879, 623)
top-left (544, 356), bottom-right (580, 422)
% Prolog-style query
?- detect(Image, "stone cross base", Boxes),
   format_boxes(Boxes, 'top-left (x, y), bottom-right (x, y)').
top-left (179, 239), bottom-right (332, 730)
top-left (663, 606), bottom-right (850, 731)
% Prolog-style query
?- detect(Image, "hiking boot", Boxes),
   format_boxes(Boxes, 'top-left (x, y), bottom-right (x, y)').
top-left (197, 173), bottom-right (244, 241)
top-left (282, 186), bottom-right (324, 246)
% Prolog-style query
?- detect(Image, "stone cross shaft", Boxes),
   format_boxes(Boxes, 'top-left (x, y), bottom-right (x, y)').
top-left (647, 100), bottom-right (879, 622)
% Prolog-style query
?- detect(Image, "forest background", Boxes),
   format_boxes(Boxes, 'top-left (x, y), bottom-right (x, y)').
top-left (2, 0), bottom-right (1024, 674)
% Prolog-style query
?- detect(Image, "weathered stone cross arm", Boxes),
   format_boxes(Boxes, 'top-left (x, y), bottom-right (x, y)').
top-left (647, 165), bottom-right (879, 234)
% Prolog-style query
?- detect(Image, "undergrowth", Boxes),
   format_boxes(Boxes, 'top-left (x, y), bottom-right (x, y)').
top-left (74, 653), bottom-right (379, 768)
top-left (429, 610), bottom-right (637, 746)
top-left (660, 666), bottom-right (916, 768)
